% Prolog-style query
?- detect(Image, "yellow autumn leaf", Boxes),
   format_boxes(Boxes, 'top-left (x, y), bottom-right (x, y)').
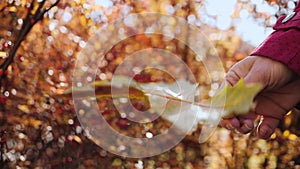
top-left (60, 77), bottom-right (262, 119)
top-left (210, 78), bottom-right (263, 118)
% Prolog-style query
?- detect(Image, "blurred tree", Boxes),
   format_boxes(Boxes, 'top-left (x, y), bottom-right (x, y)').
top-left (0, 0), bottom-right (59, 88)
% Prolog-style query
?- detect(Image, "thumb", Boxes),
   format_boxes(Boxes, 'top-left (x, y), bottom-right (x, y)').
top-left (225, 56), bottom-right (256, 86)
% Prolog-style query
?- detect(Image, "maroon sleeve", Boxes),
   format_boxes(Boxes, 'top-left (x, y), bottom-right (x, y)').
top-left (250, 2), bottom-right (300, 76)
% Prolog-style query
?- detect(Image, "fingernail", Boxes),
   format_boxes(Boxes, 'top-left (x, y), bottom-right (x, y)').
top-left (244, 123), bottom-right (252, 130)
top-left (226, 124), bottom-right (235, 130)
top-left (259, 126), bottom-right (268, 136)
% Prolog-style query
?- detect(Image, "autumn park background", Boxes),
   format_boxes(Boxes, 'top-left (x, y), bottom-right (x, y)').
top-left (1, 0), bottom-right (300, 168)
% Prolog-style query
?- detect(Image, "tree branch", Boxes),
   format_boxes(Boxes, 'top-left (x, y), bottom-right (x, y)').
top-left (38, 0), bottom-right (60, 21)
top-left (0, 0), bottom-right (60, 88)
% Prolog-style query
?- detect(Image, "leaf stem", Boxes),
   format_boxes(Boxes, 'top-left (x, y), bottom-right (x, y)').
top-left (144, 92), bottom-right (211, 108)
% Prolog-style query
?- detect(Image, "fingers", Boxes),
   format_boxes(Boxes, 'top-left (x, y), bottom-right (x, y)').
top-left (221, 116), bottom-right (279, 139)
top-left (221, 112), bottom-right (257, 134)
top-left (222, 56), bottom-right (299, 140)
top-left (225, 69), bottom-right (242, 87)
top-left (256, 117), bottom-right (280, 139)
top-left (236, 113), bottom-right (257, 134)
top-left (220, 117), bottom-right (240, 130)
top-left (253, 80), bottom-right (300, 139)
top-left (248, 95), bottom-right (288, 139)
top-left (225, 57), bottom-right (254, 86)
top-left (222, 56), bottom-right (260, 134)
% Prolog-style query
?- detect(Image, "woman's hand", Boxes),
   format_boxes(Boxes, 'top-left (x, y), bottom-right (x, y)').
top-left (221, 56), bottom-right (300, 139)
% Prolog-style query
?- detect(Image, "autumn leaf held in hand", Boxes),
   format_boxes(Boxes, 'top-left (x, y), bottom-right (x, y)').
top-left (61, 77), bottom-right (263, 120)
top-left (210, 78), bottom-right (263, 118)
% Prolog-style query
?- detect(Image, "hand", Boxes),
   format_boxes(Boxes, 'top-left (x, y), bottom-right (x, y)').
top-left (221, 56), bottom-right (300, 139)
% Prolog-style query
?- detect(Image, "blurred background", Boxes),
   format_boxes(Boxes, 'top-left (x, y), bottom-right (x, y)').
top-left (0, 0), bottom-right (300, 168)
